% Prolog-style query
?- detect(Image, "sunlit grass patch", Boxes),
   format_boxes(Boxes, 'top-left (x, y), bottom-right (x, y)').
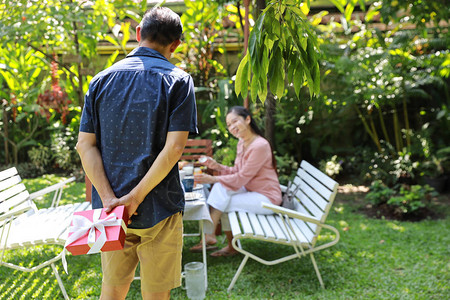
top-left (23, 175), bottom-right (85, 208)
top-left (1, 177), bottom-right (448, 299)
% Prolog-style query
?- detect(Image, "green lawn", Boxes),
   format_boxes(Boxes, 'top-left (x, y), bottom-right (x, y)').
top-left (0, 175), bottom-right (448, 299)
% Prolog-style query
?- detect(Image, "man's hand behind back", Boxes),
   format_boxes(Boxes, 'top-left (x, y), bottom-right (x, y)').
top-left (104, 194), bottom-right (139, 225)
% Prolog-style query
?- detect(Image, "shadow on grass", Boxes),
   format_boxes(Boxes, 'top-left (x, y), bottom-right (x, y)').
top-left (1, 178), bottom-right (448, 299)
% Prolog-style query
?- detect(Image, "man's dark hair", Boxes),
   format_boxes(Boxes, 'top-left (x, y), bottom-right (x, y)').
top-left (140, 7), bottom-right (183, 46)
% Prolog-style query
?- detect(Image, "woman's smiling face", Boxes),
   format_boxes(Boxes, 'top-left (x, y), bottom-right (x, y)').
top-left (226, 112), bottom-right (251, 139)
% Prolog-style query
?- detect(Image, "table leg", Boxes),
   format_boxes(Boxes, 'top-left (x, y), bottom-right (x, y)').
top-left (200, 220), bottom-right (208, 290)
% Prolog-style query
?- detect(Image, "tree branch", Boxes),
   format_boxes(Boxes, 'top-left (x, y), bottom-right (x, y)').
top-left (27, 43), bottom-right (78, 79)
top-left (236, 1), bottom-right (246, 38)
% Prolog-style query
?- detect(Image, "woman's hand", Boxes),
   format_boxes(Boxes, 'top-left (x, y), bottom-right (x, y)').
top-left (194, 173), bottom-right (218, 184)
top-left (198, 156), bottom-right (219, 170)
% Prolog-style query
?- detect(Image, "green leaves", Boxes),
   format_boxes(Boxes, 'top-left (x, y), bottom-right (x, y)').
top-left (328, 0), bottom-right (346, 14)
top-left (344, 0), bottom-right (356, 22)
top-left (235, 53), bottom-right (249, 98)
top-left (178, 0), bottom-right (226, 84)
top-left (329, 0), bottom-right (364, 21)
top-left (235, 0), bottom-right (321, 103)
top-left (268, 45), bottom-right (284, 99)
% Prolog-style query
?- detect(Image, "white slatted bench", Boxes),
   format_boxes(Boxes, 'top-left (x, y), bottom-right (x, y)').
top-left (227, 161), bottom-right (340, 292)
top-left (0, 167), bottom-right (90, 300)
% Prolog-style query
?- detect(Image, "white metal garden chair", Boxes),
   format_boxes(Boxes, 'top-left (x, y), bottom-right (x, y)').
top-left (0, 167), bottom-right (90, 299)
top-left (226, 161), bottom-right (340, 292)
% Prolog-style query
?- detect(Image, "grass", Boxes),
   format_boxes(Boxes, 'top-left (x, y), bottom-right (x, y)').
top-left (1, 175), bottom-right (449, 299)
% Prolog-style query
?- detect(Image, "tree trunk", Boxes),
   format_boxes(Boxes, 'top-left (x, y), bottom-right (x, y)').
top-left (377, 106), bottom-right (390, 145)
top-left (243, 0), bottom-right (250, 109)
top-left (11, 143), bottom-right (18, 166)
top-left (2, 106), bottom-right (9, 165)
top-left (354, 104), bottom-right (382, 152)
top-left (392, 107), bottom-right (403, 151)
top-left (72, 20), bottom-right (84, 108)
top-left (255, 1), bottom-right (276, 148)
top-left (402, 90), bottom-right (411, 148)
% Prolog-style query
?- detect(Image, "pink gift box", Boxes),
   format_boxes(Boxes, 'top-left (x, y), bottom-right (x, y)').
top-left (65, 205), bottom-right (129, 256)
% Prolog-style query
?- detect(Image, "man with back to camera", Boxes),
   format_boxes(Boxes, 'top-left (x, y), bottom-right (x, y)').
top-left (76, 7), bottom-right (197, 300)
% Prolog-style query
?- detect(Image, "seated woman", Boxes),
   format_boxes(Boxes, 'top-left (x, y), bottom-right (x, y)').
top-left (191, 106), bottom-right (282, 256)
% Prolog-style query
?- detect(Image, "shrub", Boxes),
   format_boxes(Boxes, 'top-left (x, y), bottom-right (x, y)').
top-left (357, 142), bottom-right (421, 187)
top-left (365, 180), bottom-right (396, 206)
top-left (1, 162), bottom-right (46, 179)
top-left (319, 155), bottom-right (343, 179)
top-left (51, 125), bottom-right (80, 173)
top-left (275, 153), bottom-right (298, 185)
top-left (28, 145), bottom-right (52, 169)
top-left (213, 138), bottom-right (238, 167)
top-left (365, 180), bottom-right (438, 219)
top-left (387, 184), bottom-right (437, 214)
top-left (359, 149), bottom-right (395, 185)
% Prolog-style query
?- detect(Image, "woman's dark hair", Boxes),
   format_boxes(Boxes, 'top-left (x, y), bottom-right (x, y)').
top-left (227, 106), bottom-right (264, 137)
top-left (140, 7), bottom-right (183, 46)
top-left (227, 106), bottom-right (277, 172)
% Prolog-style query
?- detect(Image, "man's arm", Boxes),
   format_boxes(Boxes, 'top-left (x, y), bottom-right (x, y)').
top-left (77, 131), bottom-right (189, 218)
top-left (76, 132), bottom-right (117, 205)
top-left (123, 131), bottom-right (189, 211)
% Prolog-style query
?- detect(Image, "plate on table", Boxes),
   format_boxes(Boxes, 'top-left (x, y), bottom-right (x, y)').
top-left (185, 192), bottom-right (203, 201)
top-left (193, 184), bottom-right (203, 191)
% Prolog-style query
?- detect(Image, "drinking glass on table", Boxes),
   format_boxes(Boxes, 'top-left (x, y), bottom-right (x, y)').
top-left (193, 167), bottom-right (202, 187)
top-left (183, 163), bottom-right (194, 176)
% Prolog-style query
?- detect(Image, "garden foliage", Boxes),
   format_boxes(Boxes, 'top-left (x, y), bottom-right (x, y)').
top-left (366, 179), bottom-right (438, 218)
top-left (0, 0), bottom-right (142, 169)
top-left (235, 0), bottom-right (321, 102)
top-left (0, 0), bottom-right (448, 194)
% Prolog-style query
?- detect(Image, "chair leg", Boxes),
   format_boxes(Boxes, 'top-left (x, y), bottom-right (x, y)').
top-left (51, 263), bottom-right (69, 300)
top-left (227, 255), bottom-right (249, 293)
top-left (309, 253), bottom-right (324, 288)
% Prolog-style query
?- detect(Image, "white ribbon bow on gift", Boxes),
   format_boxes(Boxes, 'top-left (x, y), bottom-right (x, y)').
top-left (62, 209), bottom-right (125, 274)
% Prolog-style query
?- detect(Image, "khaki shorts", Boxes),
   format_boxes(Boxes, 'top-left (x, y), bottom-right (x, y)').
top-left (101, 212), bottom-right (183, 293)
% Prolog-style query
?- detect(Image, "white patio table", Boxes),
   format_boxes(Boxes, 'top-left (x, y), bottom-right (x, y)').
top-left (183, 185), bottom-right (213, 290)
top-left (134, 185), bottom-right (213, 290)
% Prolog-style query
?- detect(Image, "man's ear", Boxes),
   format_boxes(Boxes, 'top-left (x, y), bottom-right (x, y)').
top-left (136, 25), bottom-right (141, 42)
top-left (169, 39), bottom-right (182, 53)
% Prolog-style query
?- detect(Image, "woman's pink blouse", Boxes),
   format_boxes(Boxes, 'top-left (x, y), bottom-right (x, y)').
top-left (216, 136), bottom-right (282, 205)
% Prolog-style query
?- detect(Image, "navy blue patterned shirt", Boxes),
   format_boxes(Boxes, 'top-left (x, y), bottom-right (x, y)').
top-left (79, 47), bottom-right (197, 229)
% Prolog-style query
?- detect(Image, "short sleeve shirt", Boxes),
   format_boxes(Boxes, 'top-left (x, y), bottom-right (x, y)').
top-left (79, 47), bottom-right (197, 229)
